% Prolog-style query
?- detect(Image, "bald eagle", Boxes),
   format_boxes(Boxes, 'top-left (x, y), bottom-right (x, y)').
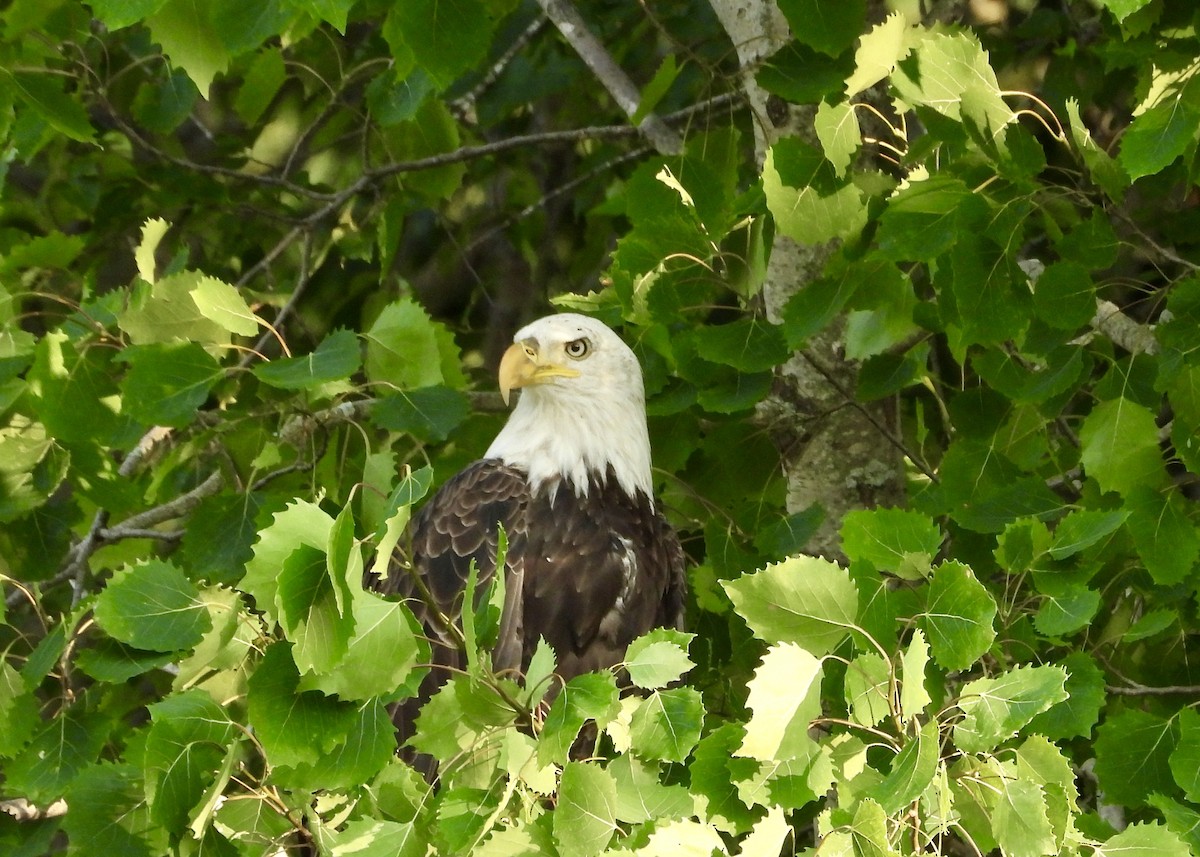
top-left (371, 313), bottom-right (686, 758)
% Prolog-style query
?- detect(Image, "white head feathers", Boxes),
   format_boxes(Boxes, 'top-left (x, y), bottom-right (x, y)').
top-left (484, 313), bottom-right (654, 502)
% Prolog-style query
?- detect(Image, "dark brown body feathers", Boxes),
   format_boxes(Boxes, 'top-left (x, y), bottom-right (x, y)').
top-left (366, 459), bottom-right (685, 766)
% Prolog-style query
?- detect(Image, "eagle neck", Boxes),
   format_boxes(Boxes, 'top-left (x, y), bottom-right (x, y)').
top-left (484, 383), bottom-right (654, 503)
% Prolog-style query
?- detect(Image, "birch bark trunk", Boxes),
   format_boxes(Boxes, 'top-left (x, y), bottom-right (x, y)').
top-left (709, 0), bottom-right (905, 559)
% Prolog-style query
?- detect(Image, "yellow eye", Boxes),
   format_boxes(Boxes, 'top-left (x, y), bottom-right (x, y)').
top-left (564, 338), bottom-right (590, 359)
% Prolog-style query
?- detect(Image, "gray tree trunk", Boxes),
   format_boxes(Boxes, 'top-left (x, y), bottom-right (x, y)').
top-left (709, 0), bottom-right (904, 559)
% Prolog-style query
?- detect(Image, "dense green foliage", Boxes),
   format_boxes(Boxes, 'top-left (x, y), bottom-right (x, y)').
top-left (2, 0), bottom-right (1200, 854)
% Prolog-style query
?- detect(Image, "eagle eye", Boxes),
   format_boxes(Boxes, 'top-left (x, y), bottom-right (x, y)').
top-left (564, 337), bottom-right (590, 359)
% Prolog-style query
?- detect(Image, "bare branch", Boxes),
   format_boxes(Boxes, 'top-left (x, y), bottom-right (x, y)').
top-left (115, 470), bottom-right (225, 533)
top-left (1106, 681), bottom-right (1200, 696)
top-left (535, 0), bottom-right (683, 155)
top-left (1, 798), bottom-right (68, 822)
top-left (450, 15), bottom-right (549, 122)
top-left (1092, 298), bottom-right (1158, 356)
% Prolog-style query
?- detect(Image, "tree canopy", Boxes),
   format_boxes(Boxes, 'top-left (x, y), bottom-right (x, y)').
top-left (2, 0), bottom-right (1200, 855)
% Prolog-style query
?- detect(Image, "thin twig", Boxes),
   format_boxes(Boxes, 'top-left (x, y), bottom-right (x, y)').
top-left (239, 230), bottom-right (316, 369)
top-left (110, 470), bottom-right (225, 533)
top-left (450, 15), bottom-right (549, 123)
top-left (96, 527), bottom-right (184, 542)
top-left (1106, 682), bottom-right (1200, 696)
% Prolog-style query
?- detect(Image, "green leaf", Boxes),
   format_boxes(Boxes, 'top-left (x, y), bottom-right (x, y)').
top-left (276, 542), bottom-right (354, 676)
top-left (849, 799), bottom-right (891, 857)
top-left (330, 818), bottom-right (426, 857)
top-left (94, 560), bottom-right (211, 652)
top-left (738, 643), bottom-right (823, 761)
top-left (690, 317), bottom-right (789, 373)
top-left (1102, 822), bottom-right (1193, 857)
top-left (0, 231), bottom-right (85, 273)
top-left (899, 629), bottom-right (931, 723)
top-left (145, 0), bottom-right (232, 97)
top-left (5, 709), bottom-right (111, 801)
top-left (27, 331), bottom-right (131, 444)
top-left (1124, 607), bottom-right (1175, 642)
top-left (1095, 0), bottom-right (1153, 21)
top-left (247, 643), bottom-right (392, 783)
top-left (1125, 488), bottom-right (1200, 585)
top-left (132, 67), bottom-right (198, 135)
top-left (62, 763), bottom-right (159, 856)
top-left (254, 329), bottom-right (361, 390)
top-left (629, 687), bottom-right (704, 762)
top-left (179, 491), bottom-right (263, 585)
top-left (364, 298), bottom-right (464, 389)
top-left (869, 719), bottom-right (938, 813)
top-left (1057, 211), bottom-right (1120, 271)
top-left (538, 672), bottom-right (620, 766)
top-left (954, 665), bottom-right (1068, 753)
top-left (5, 71), bottom-right (94, 143)
top-left (118, 341), bottom-right (223, 427)
top-left (991, 778), bottom-right (1056, 857)
top-left (1148, 795), bottom-right (1200, 855)
top-left (757, 41), bottom-right (854, 105)
top-left (874, 174), bottom-right (981, 262)
top-left (189, 276), bottom-right (259, 336)
top-left (723, 555), bottom-right (859, 655)
top-left (234, 47), bottom-right (286, 125)
top-left (947, 234), bottom-right (1028, 347)
top-left (814, 99), bottom-right (861, 175)
top-left (893, 32), bottom-right (1013, 138)
top-left (1033, 584), bottom-right (1101, 637)
top-left (371, 387), bottom-right (470, 442)
top-left (298, 591), bottom-right (427, 701)
top-left (1169, 707), bottom-right (1200, 803)
top-left (1079, 397), bottom-right (1165, 496)
top-left (1014, 735), bottom-right (1077, 851)
top-left (1118, 76), bottom-right (1200, 181)
top-left (632, 54), bottom-right (679, 124)
top-left (688, 724), bottom-right (762, 834)
top-left (0, 416), bottom-right (71, 521)
top-left (279, 698), bottom-right (395, 790)
top-left (917, 561), bottom-right (997, 672)
top-left (384, 0), bottom-right (498, 91)
top-left (623, 628), bottom-right (695, 690)
top-left (1048, 508), bottom-right (1129, 559)
top-left (143, 689), bottom-right (236, 829)
top-left (846, 12), bottom-right (913, 96)
top-left (135, 217), bottom-right (170, 283)
top-left (841, 507), bottom-right (941, 576)
top-left (290, 0), bottom-right (350, 31)
top-left (845, 652), bottom-right (890, 728)
top-left (1065, 98), bottom-right (1129, 200)
top-left (0, 659), bottom-right (40, 757)
top-left (778, 0), bottom-right (865, 56)
top-left (242, 499), bottom-right (334, 622)
top-left (763, 138), bottom-right (867, 244)
top-left (119, 271), bottom-right (233, 348)
top-left (1032, 261), bottom-right (1096, 330)
top-left (75, 638), bottom-right (176, 683)
top-left (1026, 652), bottom-right (1105, 741)
top-left (608, 754), bottom-right (692, 824)
top-left (554, 762), bottom-right (617, 857)
top-left (89, 0), bottom-right (171, 28)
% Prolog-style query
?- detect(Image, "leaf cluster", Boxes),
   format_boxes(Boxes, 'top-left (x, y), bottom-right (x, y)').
top-left (2, 0), bottom-right (1200, 855)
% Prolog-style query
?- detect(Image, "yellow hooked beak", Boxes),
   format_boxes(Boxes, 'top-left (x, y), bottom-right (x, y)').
top-left (498, 340), bottom-right (581, 405)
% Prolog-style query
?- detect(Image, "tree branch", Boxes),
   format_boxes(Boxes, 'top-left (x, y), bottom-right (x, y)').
top-left (1106, 681), bottom-right (1200, 696)
top-left (535, 0), bottom-right (683, 155)
top-left (1091, 298), bottom-right (1158, 356)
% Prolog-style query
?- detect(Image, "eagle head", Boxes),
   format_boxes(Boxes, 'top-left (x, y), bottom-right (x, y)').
top-left (484, 313), bottom-right (653, 502)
